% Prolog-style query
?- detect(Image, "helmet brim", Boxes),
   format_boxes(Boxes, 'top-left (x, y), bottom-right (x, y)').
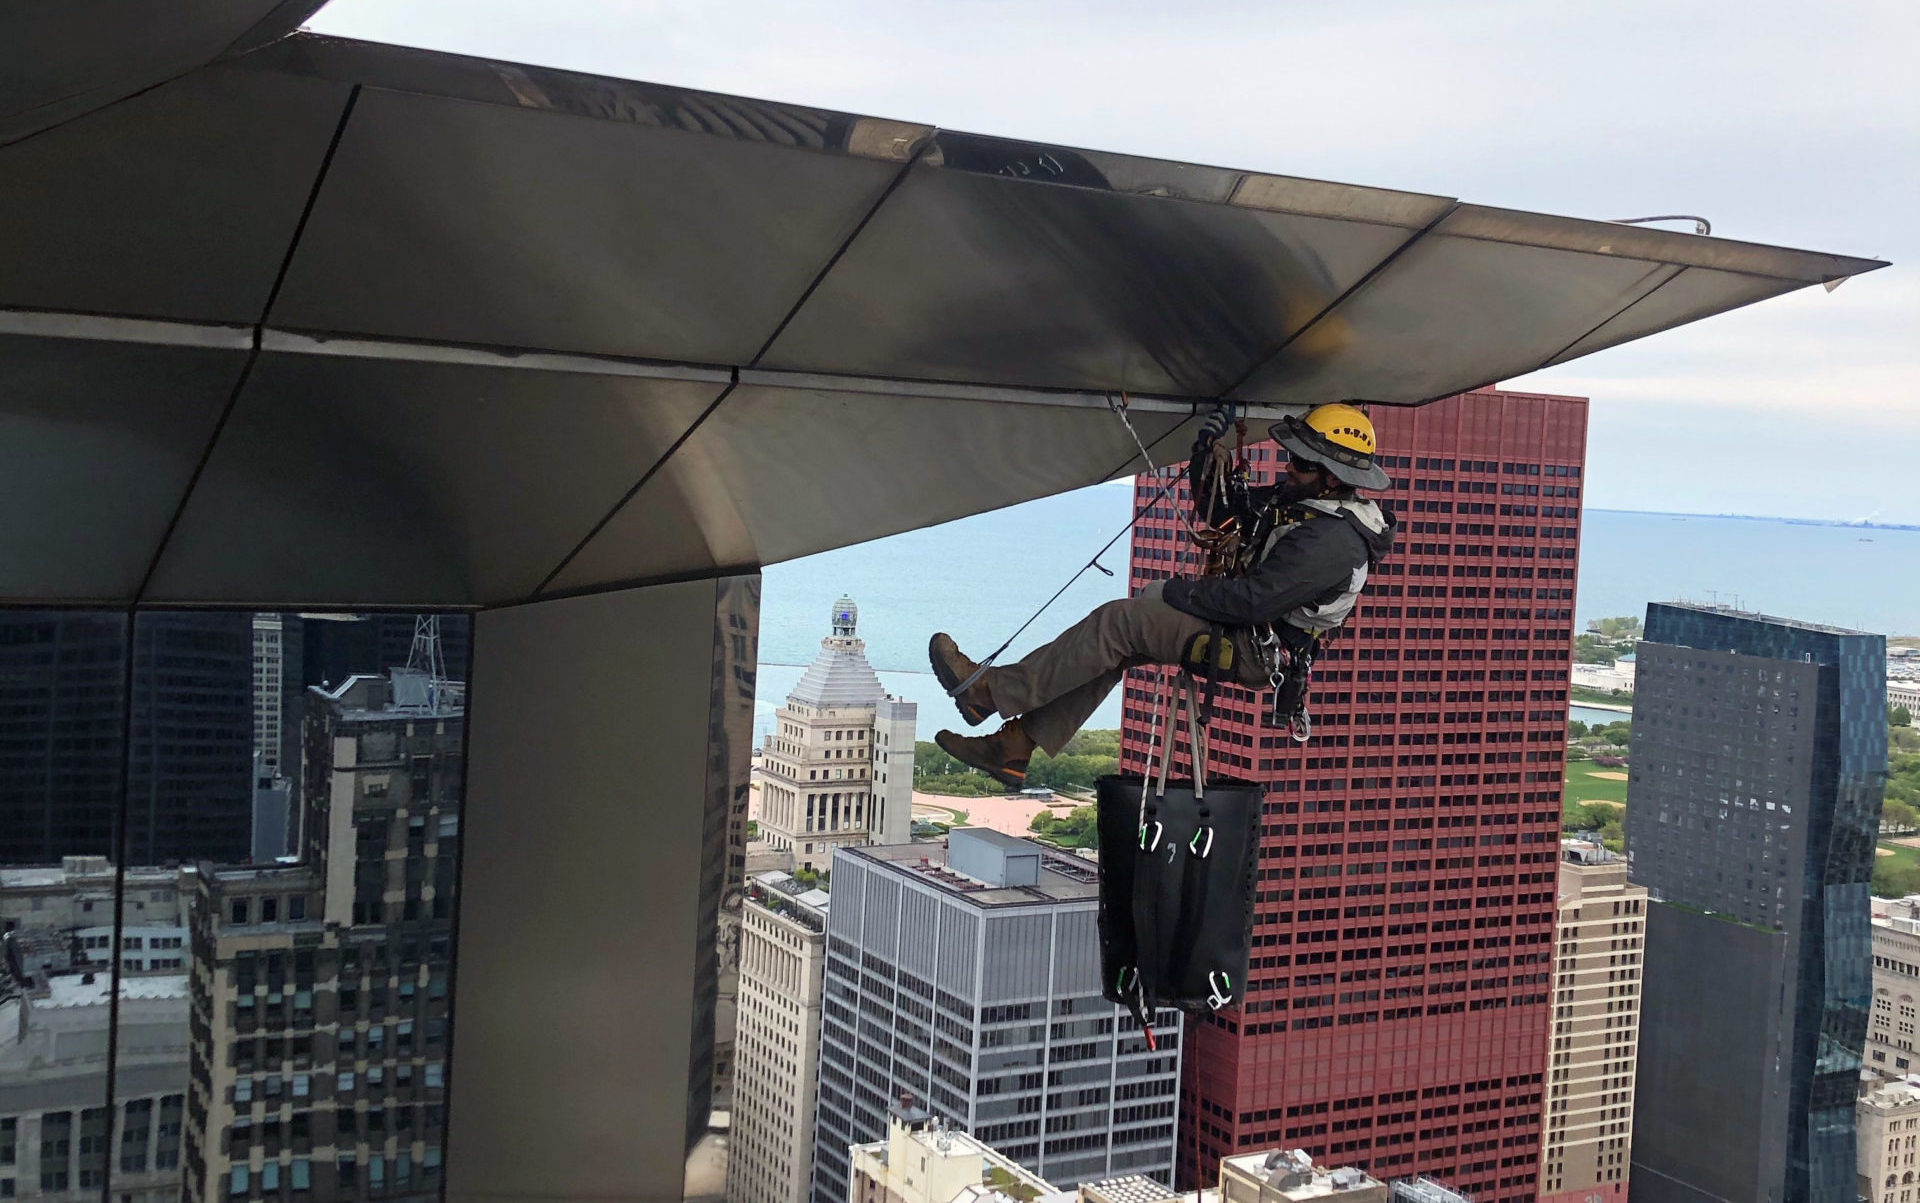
top-left (1269, 419), bottom-right (1392, 490)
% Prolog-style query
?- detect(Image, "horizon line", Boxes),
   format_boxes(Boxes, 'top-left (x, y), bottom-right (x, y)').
top-left (1583, 507), bottom-right (1919, 530)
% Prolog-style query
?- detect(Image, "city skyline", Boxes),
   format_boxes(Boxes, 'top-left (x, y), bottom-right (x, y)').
top-left (4, 7), bottom-right (1899, 1203)
top-left (0, 618), bottom-right (471, 1203)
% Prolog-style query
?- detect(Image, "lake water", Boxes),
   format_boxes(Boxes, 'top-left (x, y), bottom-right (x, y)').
top-left (1570, 704), bottom-right (1631, 727)
top-left (758, 486), bottom-right (1920, 741)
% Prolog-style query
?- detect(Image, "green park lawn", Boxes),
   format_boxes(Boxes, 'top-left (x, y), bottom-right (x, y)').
top-left (1562, 761), bottom-right (1629, 807)
top-left (1878, 840), bottom-right (1920, 871)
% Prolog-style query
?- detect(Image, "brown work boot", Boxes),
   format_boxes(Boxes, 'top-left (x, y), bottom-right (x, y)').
top-left (929, 632), bottom-right (995, 727)
top-left (935, 721), bottom-right (1037, 791)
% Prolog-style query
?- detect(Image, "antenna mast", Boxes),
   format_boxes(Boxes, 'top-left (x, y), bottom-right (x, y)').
top-left (407, 615), bottom-right (448, 708)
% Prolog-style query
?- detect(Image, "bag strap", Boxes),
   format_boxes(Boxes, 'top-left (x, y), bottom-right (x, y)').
top-left (1139, 668), bottom-right (1174, 852)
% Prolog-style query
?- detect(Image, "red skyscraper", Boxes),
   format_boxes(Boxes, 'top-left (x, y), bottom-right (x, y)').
top-left (1119, 388), bottom-right (1588, 1203)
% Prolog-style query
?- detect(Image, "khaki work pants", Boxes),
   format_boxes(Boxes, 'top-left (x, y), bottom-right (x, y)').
top-left (981, 580), bottom-right (1268, 756)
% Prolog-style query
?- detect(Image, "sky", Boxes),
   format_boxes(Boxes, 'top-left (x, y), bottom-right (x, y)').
top-left (307, 0), bottom-right (1918, 523)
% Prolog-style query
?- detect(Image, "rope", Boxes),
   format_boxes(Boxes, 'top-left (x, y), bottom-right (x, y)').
top-left (946, 394), bottom-right (1205, 699)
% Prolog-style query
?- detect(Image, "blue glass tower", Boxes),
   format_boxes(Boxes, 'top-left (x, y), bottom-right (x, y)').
top-left (1626, 603), bottom-right (1884, 1203)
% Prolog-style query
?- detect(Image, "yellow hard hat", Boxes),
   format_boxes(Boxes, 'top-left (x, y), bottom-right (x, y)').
top-left (1269, 402), bottom-right (1391, 489)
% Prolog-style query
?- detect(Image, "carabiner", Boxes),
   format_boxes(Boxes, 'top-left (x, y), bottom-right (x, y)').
top-left (1207, 970), bottom-right (1234, 1010)
top-left (1139, 821), bottom-right (1163, 853)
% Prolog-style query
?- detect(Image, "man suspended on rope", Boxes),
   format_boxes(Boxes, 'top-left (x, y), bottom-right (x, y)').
top-left (929, 401), bottom-right (1397, 787)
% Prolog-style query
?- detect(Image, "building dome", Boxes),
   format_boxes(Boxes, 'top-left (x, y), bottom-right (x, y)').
top-left (831, 598), bottom-right (858, 639)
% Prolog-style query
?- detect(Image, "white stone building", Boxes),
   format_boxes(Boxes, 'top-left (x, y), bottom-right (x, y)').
top-left (1571, 660), bottom-right (1635, 695)
top-left (727, 873), bottom-right (830, 1203)
top-left (757, 599), bottom-right (916, 873)
top-left (847, 1106), bottom-right (1057, 1203)
top-left (0, 972), bottom-right (190, 1203)
top-left (1889, 682), bottom-right (1920, 722)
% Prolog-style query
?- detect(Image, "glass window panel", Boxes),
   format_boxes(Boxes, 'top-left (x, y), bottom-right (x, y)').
top-left (0, 611), bottom-right (470, 1203)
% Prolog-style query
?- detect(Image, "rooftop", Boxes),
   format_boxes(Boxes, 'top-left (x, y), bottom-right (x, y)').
top-left (42, 972), bottom-right (190, 1009)
top-left (846, 840), bottom-right (1099, 907)
top-left (1560, 838), bottom-right (1619, 866)
top-left (1077, 1175), bottom-right (1209, 1203)
top-left (749, 872), bottom-right (831, 928)
top-left (856, 1112), bottom-right (1057, 1203)
top-left (0, 858), bottom-right (179, 890)
top-left (1651, 600), bottom-right (1876, 640)
top-left (1863, 1078), bottom-right (1920, 1112)
top-left (1220, 1150), bottom-right (1386, 1200)
top-left (786, 632), bottom-right (887, 709)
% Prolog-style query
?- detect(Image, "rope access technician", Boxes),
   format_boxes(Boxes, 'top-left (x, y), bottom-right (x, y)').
top-left (929, 402), bottom-right (1398, 786)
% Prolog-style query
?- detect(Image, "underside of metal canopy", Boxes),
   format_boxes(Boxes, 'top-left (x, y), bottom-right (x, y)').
top-left (0, 17), bottom-right (1885, 609)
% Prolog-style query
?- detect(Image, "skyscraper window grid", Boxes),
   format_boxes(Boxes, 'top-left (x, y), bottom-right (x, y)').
top-left (1119, 389), bottom-right (1586, 1203)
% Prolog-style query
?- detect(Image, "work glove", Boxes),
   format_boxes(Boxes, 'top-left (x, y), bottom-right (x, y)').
top-left (1192, 404), bottom-right (1234, 455)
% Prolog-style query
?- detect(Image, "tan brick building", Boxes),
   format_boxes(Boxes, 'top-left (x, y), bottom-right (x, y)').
top-left (181, 671), bottom-right (462, 1203)
top-left (728, 874), bottom-right (831, 1203)
top-left (1539, 839), bottom-right (1645, 1202)
top-left (1858, 1077), bottom-right (1920, 1203)
top-left (756, 599), bottom-right (916, 873)
top-left (1870, 896), bottom-right (1920, 1077)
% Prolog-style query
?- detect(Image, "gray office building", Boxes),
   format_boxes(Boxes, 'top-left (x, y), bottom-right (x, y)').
top-left (811, 831), bottom-right (1182, 1203)
top-left (1626, 603), bottom-right (1884, 1203)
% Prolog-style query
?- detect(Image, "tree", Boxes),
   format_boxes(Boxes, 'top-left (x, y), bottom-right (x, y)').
top-left (1563, 801), bottom-right (1624, 834)
top-left (1030, 806), bottom-right (1098, 849)
top-left (1599, 815), bottom-right (1624, 851)
top-left (1882, 799), bottom-right (1920, 833)
top-left (1875, 857), bottom-right (1920, 899)
top-left (1573, 634), bottom-right (1619, 665)
top-left (1587, 616), bottom-right (1643, 640)
top-left (1893, 704), bottom-right (1914, 729)
top-left (1567, 720), bottom-right (1589, 739)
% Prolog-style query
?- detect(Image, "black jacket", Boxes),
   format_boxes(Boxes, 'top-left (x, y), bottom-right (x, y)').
top-left (1161, 503), bottom-right (1394, 627)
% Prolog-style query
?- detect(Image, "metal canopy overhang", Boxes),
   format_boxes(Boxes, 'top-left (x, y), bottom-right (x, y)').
top-left (0, 27), bottom-right (1886, 609)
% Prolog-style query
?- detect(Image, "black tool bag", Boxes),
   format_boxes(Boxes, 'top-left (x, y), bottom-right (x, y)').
top-left (1097, 671), bottom-right (1263, 1022)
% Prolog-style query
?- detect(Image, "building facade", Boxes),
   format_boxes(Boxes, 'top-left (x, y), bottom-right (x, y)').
top-left (253, 615), bottom-right (290, 781)
top-left (0, 973), bottom-right (190, 1203)
top-left (1858, 1078), bottom-right (1920, 1203)
top-left (0, 855), bottom-right (195, 1203)
top-left (1123, 389), bottom-right (1584, 1201)
top-left (1888, 683), bottom-right (1920, 719)
top-left (0, 857), bottom-right (188, 941)
top-left (1626, 603), bottom-right (1884, 1203)
top-left (0, 611), bottom-right (254, 868)
top-left (729, 873), bottom-right (830, 1203)
top-left (1537, 839), bottom-right (1645, 1203)
top-left (1870, 897), bottom-right (1920, 1077)
top-left (179, 670), bottom-right (463, 1203)
top-left (812, 832), bottom-right (1182, 1203)
top-left (757, 599), bottom-right (917, 873)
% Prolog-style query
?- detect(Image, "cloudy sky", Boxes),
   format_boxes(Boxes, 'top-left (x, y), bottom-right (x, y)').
top-left (309, 0), bottom-right (1916, 523)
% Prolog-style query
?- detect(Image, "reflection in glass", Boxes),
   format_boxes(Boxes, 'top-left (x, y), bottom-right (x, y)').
top-left (1, 611), bottom-right (128, 1203)
top-left (1, 610), bottom-right (468, 1203)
